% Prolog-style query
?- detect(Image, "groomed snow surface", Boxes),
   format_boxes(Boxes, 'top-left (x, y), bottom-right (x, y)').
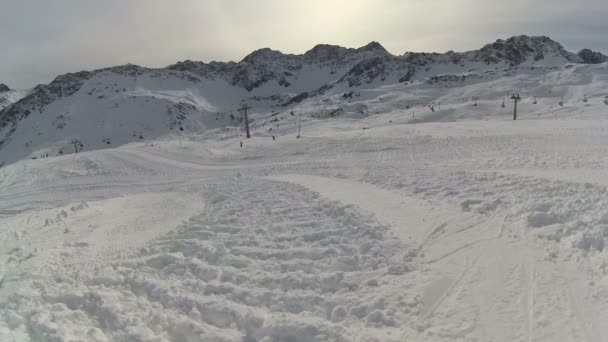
top-left (2, 114), bottom-right (608, 341)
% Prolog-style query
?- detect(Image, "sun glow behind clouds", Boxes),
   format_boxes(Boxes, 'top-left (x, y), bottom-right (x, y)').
top-left (193, 0), bottom-right (379, 54)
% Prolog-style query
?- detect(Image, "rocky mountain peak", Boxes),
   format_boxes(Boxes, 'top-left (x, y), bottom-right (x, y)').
top-left (476, 35), bottom-right (573, 65)
top-left (304, 44), bottom-right (348, 62)
top-left (0, 84), bottom-right (10, 92)
top-left (357, 41), bottom-right (389, 54)
top-left (577, 48), bottom-right (608, 64)
top-left (241, 48), bottom-right (288, 64)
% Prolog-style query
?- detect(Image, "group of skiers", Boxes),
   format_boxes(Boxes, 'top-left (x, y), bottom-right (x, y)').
top-left (31, 153), bottom-right (50, 160)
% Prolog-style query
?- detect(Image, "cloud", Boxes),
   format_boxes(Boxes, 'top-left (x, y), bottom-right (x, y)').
top-left (1, 0), bottom-right (608, 88)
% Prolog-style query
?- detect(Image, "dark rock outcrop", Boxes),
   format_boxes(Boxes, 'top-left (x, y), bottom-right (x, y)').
top-left (577, 49), bottom-right (608, 64)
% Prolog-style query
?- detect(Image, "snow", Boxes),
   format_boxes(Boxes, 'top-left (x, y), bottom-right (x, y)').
top-left (2, 108), bottom-right (608, 341)
top-left (267, 174), bottom-right (462, 244)
top-left (0, 89), bottom-right (26, 111)
top-left (3, 36), bottom-right (608, 340)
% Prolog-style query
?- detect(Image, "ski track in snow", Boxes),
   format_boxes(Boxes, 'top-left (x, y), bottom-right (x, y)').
top-left (266, 174), bottom-right (464, 245)
top-left (2, 118), bottom-right (608, 341)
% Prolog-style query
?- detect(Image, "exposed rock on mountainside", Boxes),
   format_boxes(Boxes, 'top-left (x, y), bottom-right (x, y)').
top-left (577, 48), bottom-right (608, 64)
top-left (473, 35), bottom-right (576, 65)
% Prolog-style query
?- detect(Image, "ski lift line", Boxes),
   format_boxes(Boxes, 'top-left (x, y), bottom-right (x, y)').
top-left (423, 93), bottom-right (602, 108)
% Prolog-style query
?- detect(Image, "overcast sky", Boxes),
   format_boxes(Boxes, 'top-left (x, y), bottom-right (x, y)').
top-left (2, 0), bottom-right (608, 88)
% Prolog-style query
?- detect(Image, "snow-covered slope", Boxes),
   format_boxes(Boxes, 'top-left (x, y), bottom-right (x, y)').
top-left (3, 113), bottom-right (608, 341)
top-left (1, 35), bottom-right (608, 167)
top-left (0, 84), bottom-right (25, 112)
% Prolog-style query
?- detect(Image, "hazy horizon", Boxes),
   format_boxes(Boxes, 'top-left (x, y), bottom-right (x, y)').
top-left (2, 0), bottom-right (608, 89)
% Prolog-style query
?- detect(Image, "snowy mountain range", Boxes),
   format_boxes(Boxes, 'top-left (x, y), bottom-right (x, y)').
top-left (1, 35), bottom-right (608, 167)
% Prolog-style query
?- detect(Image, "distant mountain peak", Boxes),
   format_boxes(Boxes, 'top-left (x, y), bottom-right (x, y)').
top-left (303, 44), bottom-right (349, 64)
top-left (304, 44), bottom-right (346, 56)
top-left (577, 48), bottom-right (608, 64)
top-left (476, 35), bottom-right (574, 65)
top-left (306, 44), bottom-right (344, 53)
top-left (358, 41), bottom-right (388, 53)
top-left (485, 35), bottom-right (566, 52)
top-left (241, 48), bottom-right (287, 64)
top-left (505, 35), bottom-right (558, 44)
top-left (0, 84), bottom-right (10, 92)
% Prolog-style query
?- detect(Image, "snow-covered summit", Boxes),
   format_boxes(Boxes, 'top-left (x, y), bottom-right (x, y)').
top-left (0, 84), bottom-right (25, 112)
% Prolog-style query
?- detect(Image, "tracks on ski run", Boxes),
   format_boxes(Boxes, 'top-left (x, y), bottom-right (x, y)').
top-left (4, 119), bottom-right (608, 341)
top-left (7, 177), bottom-right (426, 341)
